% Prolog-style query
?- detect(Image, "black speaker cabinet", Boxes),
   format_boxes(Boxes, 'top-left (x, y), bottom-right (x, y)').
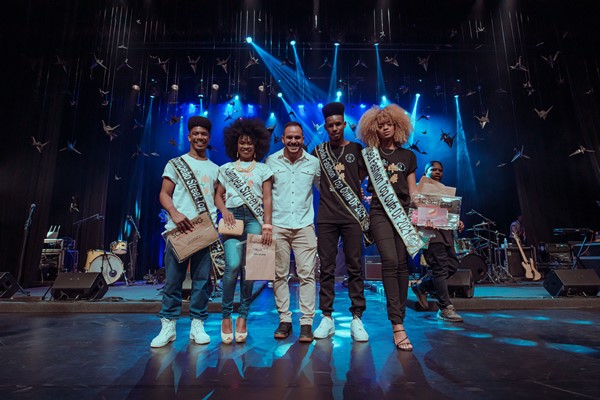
top-left (0, 272), bottom-right (19, 299)
top-left (363, 256), bottom-right (382, 280)
top-left (51, 272), bottom-right (108, 300)
top-left (447, 269), bottom-right (474, 298)
top-left (543, 269), bottom-right (600, 297)
top-left (505, 246), bottom-right (536, 278)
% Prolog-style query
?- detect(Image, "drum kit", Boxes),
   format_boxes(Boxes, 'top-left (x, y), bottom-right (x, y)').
top-left (455, 210), bottom-right (512, 283)
top-left (84, 240), bottom-right (129, 285)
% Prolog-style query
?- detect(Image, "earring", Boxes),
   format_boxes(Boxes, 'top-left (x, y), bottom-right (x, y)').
top-left (236, 151), bottom-right (239, 159)
top-left (254, 152), bottom-right (256, 160)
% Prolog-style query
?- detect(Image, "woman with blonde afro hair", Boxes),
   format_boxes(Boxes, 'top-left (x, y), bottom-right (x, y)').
top-left (357, 103), bottom-right (412, 148)
top-left (357, 103), bottom-right (419, 352)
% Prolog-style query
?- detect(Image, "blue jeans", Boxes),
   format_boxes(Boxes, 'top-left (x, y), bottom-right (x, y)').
top-left (159, 242), bottom-right (213, 321)
top-left (221, 205), bottom-right (262, 319)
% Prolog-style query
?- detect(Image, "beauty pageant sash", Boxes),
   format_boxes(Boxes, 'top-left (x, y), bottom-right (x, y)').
top-left (361, 147), bottom-right (424, 257)
top-left (315, 143), bottom-right (373, 245)
top-left (221, 166), bottom-right (265, 225)
top-left (170, 156), bottom-right (225, 278)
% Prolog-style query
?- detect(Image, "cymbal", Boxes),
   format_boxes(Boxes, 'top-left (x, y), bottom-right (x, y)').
top-left (472, 222), bottom-right (490, 228)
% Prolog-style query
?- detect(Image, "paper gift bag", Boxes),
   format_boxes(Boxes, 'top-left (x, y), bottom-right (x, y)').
top-left (163, 212), bottom-right (218, 263)
top-left (245, 233), bottom-right (275, 281)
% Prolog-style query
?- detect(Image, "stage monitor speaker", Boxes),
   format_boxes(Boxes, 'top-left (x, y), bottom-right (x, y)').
top-left (543, 269), bottom-right (600, 297)
top-left (447, 269), bottom-right (474, 298)
top-left (50, 272), bottom-right (108, 300)
top-left (0, 272), bottom-right (19, 299)
top-left (505, 246), bottom-right (536, 278)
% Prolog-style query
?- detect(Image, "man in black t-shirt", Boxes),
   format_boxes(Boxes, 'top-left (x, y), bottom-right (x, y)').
top-left (312, 102), bottom-right (370, 342)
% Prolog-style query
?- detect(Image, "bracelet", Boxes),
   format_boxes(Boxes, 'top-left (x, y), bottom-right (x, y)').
top-left (262, 224), bottom-right (273, 231)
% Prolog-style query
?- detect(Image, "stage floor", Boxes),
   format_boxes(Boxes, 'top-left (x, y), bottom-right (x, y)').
top-left (1, 283), bottom-right (599, 399)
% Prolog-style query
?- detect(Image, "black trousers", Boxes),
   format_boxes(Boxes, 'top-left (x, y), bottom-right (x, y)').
top-left (317, 222), bottom-right (365, 317)
top-left (421, 242), bottom-right (459, 309)
top-left (370, 207), bottom-right (409, 325)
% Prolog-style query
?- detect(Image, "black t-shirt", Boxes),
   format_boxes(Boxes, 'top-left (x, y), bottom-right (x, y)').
top-left (367, 147), bottom-right (417, 210)
top-left (313, 141), bottom-right (367, 223)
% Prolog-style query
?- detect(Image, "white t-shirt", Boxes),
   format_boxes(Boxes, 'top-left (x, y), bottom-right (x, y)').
top-left (218, 161), bottom-right (273, 208)
top-left (162, 154), bottom-right (219, 231)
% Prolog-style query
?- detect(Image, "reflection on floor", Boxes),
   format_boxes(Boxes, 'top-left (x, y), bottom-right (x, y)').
top-left (1, 284), bottom-right (599, 399)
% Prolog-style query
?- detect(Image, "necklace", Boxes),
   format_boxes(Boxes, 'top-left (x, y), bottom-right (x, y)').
top-left (328, 142), bottom-right (346, 163)
top-left (379, 146), bottom-right (396, 156)
top-left (235, 159), bottom-right (256, 173)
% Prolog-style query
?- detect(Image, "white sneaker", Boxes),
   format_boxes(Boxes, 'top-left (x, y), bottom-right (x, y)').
top-left (151, 318), bottom-right (176, 348)
top-left (313, 316), bottom-right (335, 339)
top-left (350, 316), bottom-right (369, 342)
top-left (190, 319), bottom-right (210, 345)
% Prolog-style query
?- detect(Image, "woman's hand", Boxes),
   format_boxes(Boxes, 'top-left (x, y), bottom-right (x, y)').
top-left (222, 210), bottom-right (236, 227)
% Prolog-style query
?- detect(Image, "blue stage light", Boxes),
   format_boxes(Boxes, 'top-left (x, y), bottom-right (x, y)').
top-left (270, 112), bottom-right (275, 118)
top-left (334, 42), bottom-right (340, 47)
top-left (374, 42), bottom-right (379, 47)
top-left (360, 104), bottom-right (366, 109)
top-left (246, 36), bottom-right (253, 43)
top-left (203, 111), bottom-right (208, 116)
top-left (416, 93), bottom-right (421, 98)
top-left (317, 103), bottom-right (323, 109)
top-left (454, 94), bottom-right (459, 99)
top-left (277, 92), bottom-right (283, 98)
top-left (235, 95), bottom-right (239, 100)
top-left (290, 40), bottom-right (296, 46)
top-left (336, 91), bottom-right (342, 98)
top-left (298, 104), bottom-right (304, 109)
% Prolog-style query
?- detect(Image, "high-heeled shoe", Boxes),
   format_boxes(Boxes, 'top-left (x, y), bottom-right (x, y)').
top-left (393, 329), bottom-right (413, 352)
top-left (221, 319), bottom-right (233, 344)
top-left (235, 318), bottom-right (248, 343)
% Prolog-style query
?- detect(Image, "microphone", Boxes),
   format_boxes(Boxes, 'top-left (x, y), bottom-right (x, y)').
top-left (97, 214), bottom-right (105, 220)
top-left (30, 203), bottom-right (37, 212)
top-left (466, 209), bottom-right (476, 215)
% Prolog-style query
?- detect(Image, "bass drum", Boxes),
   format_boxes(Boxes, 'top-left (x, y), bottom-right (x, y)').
top-left (88, 253), bottom-right (124, 285)
top-left (459, 254), bottom-right (487, 282)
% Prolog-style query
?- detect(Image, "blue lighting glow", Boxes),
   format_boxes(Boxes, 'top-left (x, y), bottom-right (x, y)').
top-left (202, 111), bottom-right (208, 116)
top-left (495, 338), bottom-right (538, 347)
top-left (277, 92), bottom-right (283, 98)
top-left (235, 95), bottom-right (239, 100)
top-left (290, 40), bottom-right (296, 46)
top-left (270, 112), bottom-right (275, 118)
top-left (298, 104), bottom-right (304, 109)
top-left (317, 103), bottom-right (323, 109)
top-left (334, 42), bottom-right (340, 47)
top-left (454, 94), bottom-right (459, 98)
top-left (461, 332), bottom-right (494, 339)
top-left (336, 91), bottom-right (342, 98)
top-left (360, 104), bottom-right (366, 109)
top-left (374, 42), bottom-right (379, 47)
top-left (416, 93), bottom-right (421, 98)
top-left (546, 343), bottom-right (598, 354)
top-left (245, 36), bottom-right (252, 43)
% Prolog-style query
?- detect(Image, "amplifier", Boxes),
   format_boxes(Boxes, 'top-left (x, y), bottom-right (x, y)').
top-left (545, 243), bottom-right (570, 253)
top-left (363, 256), bottom-right (382, 280)
top-left (505, 246), bottom-right (536, 278)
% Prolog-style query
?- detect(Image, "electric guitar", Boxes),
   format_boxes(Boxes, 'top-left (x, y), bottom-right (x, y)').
top-left (512, 233), bottom-right (541, 281)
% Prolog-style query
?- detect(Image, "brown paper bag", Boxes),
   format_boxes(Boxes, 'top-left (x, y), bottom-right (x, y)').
top-left (163, 213), bottom-right (218, 263)
top-left (245, 233), bottom-right (275, 281)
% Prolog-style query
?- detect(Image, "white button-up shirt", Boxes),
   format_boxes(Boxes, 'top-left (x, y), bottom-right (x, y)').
top-left (266, 148), bottom-right (320, 229)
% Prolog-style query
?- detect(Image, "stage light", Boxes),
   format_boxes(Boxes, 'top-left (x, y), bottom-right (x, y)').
top-left (235, 95), bottom-right (239, 100)
top-left (298, 104), bottom-right (304, 109)
top-left (374, 42), bottom-right (379, 47)
top-left (416, 93), bottom-right (421, 98)
top-left (290, 40), bottom-right (296, 46)
top-left (334, 42), bottom-right (340, 47)
top-left (454, 94), bottom-right (459, 98)
top-left (381, 95), bottom-right (387, 101)
top-left (198, 94), bottom-right (204, 98)
top-left (203, 111), bottom-right (208, 116)
top-left (270, 112), bottom-right (275, 118)
top-left (277, 92), bottom-right (283, 98)
top-left (171, 84), bottom-right (179, 91)
top-left (131, 84), bottom-right (140, 91)
top-left (360, 104), bottom-right (366, 109)
top-left (317, 103), bottom-right (323, 108)
top-left (336, 91), bottom-right (342, 98)
top-left (246, 36), bottom-right (253, 43)
top-left (211, 84), bottom-right (219, 90)
top-left (258, 84), bottom-right (265, 92)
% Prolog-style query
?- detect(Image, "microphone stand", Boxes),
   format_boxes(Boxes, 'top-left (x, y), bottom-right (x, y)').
top-left (72, 213), bottom-right (104, 272)
top-left (16, 204), bottom-right (36, 295)
top-left (126, 215), bottom-right (141, 284)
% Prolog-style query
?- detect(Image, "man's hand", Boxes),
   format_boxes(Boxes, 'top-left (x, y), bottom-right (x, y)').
top-left (171, 210), bottom-right (193, 232)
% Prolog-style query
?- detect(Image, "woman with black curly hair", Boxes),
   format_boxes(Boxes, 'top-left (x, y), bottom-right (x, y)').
top-left (357, 104), bottom-right (422, 352)
top-left (215, 118), bottom-right (273, 344)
